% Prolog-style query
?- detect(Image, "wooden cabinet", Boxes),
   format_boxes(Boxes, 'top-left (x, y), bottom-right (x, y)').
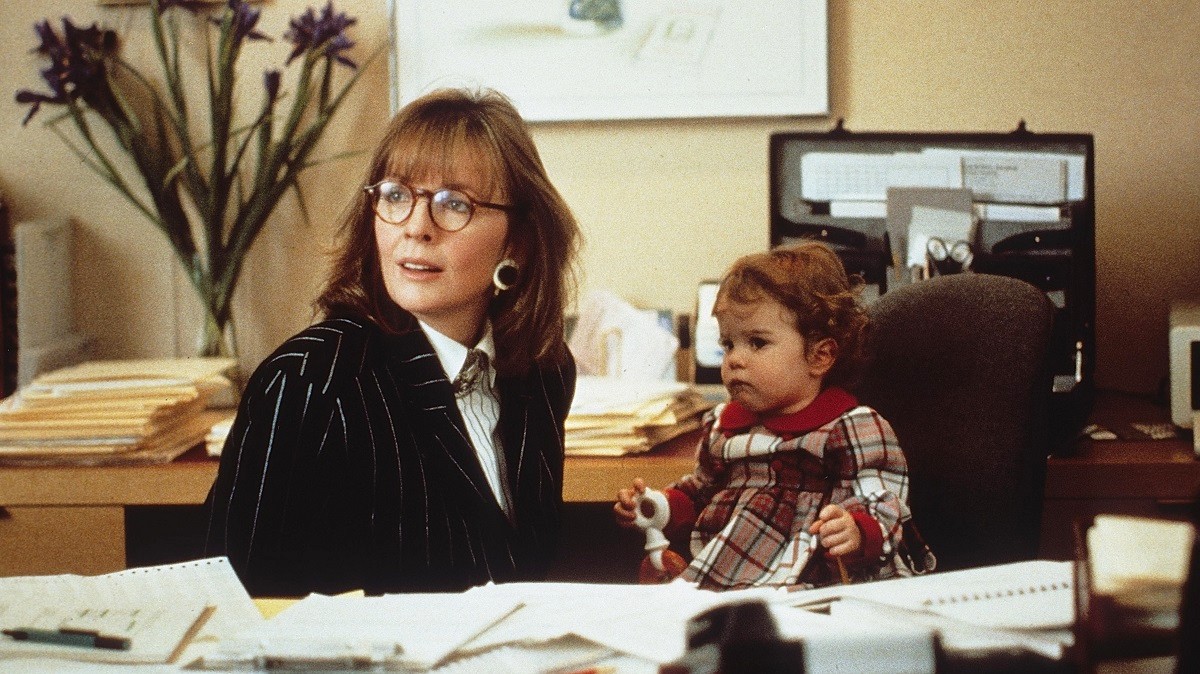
top-left (1040, 391), bottom-right (1200, 559)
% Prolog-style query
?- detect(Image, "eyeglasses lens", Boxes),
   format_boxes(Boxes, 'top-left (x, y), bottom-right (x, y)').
top-left (376, 182), bottom-right (413, 224)
top-left (430, 189), bottom-right (473, 231)
top-left (373, 181), bottom-right (474, 231)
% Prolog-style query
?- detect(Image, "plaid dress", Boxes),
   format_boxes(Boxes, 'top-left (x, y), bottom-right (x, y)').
top-left (670, 388), bottom-right (913, 590)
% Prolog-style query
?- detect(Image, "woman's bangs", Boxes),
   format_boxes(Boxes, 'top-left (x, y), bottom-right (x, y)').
top-left (383, 119), bottom-right (506, 199)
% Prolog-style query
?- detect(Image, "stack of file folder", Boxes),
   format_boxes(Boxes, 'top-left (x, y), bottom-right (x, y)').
top-left (565, 376), bottom-right (715, 456)
top-left (0, 358), bottom-right (236, 465)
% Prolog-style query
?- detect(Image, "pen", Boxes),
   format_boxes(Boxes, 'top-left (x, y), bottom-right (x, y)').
top-left (2, 627), bottom-right (131, 651)
top-left (836, 556), bottom-right (851, 585)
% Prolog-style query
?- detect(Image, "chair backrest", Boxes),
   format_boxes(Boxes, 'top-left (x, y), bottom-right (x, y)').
top-left (855, 273), bottom-right (1055, 572)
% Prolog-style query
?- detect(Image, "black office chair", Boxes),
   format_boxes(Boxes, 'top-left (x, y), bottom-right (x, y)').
top-left (855, 273), bottom-right (1055, 572)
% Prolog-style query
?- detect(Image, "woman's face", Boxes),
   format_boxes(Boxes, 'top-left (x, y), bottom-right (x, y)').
top-left (374, 153), bottom-right (510, 346)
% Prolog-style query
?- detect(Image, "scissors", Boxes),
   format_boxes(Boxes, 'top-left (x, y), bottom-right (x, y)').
top-left (926, 237), bottom-right (973, 275)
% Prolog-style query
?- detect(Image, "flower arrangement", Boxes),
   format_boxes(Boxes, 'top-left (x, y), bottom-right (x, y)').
top-left (15, 0), bottom-right (375, 357)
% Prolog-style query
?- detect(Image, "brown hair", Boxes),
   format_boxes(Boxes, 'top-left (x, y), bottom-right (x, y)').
top-left (714, 241), bottom-right (869, 388)
top-left (317, 88), bottom-right (581, 376)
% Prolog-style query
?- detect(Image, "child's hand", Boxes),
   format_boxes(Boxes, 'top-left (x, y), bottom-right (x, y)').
top-left (809, 504), bottom-right (861, 557)
top-left (613, 478), bottom-right (647, 529)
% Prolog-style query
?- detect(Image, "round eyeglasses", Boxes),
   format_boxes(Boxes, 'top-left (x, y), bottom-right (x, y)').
top-left (364, 179), bottom-right (513, 232)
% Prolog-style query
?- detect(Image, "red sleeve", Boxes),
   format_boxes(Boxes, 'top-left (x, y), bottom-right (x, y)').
top-left (842, 511), bottom-right (884, 565)
top-left (662, 487), bottom-right (696, 538)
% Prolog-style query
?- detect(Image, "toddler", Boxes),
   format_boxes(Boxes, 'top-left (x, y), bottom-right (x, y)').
top-left (614, 241), bottom-right (928, 589)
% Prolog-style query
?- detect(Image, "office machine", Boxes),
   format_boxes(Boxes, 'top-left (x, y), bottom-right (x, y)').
top-left (769, 122), bottom-right (1095, 441)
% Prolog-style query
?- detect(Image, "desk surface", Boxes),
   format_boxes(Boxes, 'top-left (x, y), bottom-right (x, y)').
top-left (1045, 390), bottom-right (1200, 500)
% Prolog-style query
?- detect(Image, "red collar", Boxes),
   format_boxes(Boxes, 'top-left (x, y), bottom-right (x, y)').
top-left (719, 387), bottom-right (858, 437)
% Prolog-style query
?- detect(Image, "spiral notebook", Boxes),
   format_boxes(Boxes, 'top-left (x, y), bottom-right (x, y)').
top-left (787, 559), bottom-right (1075, 631)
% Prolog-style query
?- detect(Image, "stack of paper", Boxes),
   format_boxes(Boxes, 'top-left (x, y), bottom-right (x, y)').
top-left (565, 376), bottom-right (714, 456)
top-left (0, 358), bottom-right (236, 465)
top-left (1088, 514), bottom-right (1195, 616)
top-left (196, 581), bottom-right (793, 672)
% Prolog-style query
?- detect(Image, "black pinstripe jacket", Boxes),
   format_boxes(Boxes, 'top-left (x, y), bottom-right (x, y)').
top-left (203, 315), bottom-right (575, 597)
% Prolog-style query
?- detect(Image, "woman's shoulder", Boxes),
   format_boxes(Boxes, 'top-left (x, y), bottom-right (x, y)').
top-left (251, 316), bottom-right (379, 385)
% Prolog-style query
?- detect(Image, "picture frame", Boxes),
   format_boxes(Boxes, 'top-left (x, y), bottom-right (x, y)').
top-left (390, 0), bottom-right (829, 122)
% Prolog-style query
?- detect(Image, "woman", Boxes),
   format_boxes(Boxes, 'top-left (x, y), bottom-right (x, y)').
top-left (204, 88), bottom-right (581, 597)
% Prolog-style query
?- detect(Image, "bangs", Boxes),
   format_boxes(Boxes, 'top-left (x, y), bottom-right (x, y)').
top-left (382, 116), bottom-right (507, 200)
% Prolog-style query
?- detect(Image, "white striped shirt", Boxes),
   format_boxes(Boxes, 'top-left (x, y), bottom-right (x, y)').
top-left (419, 321), bottom-right (512, 518)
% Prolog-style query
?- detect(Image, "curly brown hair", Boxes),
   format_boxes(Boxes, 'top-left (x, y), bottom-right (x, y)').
top-left (713, 241), bottom-right (869, 388)
top-left (316, 88), bottom-right (581, 376)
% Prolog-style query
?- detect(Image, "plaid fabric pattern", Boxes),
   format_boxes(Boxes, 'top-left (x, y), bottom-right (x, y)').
top-left (673, 402), bottom-right (913, 589)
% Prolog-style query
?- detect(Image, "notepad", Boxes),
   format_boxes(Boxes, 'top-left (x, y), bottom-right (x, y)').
top-left (0, 602), bottom-right (212, 664)
top-left (787, 559), bottom-right (1075, 631)
top-left (0, 556), bottom-right (262, 666)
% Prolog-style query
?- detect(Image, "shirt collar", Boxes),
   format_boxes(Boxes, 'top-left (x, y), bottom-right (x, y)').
top-left (719, 386), bottom-right (859, 437)
top-left (419, 320), bottom-right (497, 386)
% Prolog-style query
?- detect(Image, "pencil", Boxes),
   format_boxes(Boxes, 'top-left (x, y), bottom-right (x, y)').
top-left (836, 556), bottom-right (850, 584)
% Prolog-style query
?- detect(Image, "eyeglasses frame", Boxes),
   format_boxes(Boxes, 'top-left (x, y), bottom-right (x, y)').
top-left (363, 179), bottom-right (514, 232)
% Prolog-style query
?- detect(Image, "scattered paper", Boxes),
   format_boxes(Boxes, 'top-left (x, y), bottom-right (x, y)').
top-left (569, 291), bottom-right (679, 380)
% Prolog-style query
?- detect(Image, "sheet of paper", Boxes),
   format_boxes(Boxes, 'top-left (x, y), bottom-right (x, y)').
top-left (829, 200), bottom-right (887, 218)
top-left (0, 602), bottom-right (211, 665)
top-left (800, 152), bottom-right (962, 201)
top-left (923, 148), bottom-right (1085, 202)
top-left (568, 290), bottom-right (679, 380)
top-left (205, 592), bottom-right (522, 671)
top-left (0, 557), bottom-right (259, 665)
top-left (459, 581), bottom-right (786, 665)
top-left (829, 596), bottom-right (1070, 660)
top-left (771, 603), bottom-right (937, 674)
top-left (978, 203), bottom-right (1063, 223)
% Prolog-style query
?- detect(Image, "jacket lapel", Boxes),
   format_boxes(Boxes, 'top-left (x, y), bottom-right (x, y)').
top-left (386, 329), bottom-right (494, 506)
top-left (496, 374), bottom-right (534, 516)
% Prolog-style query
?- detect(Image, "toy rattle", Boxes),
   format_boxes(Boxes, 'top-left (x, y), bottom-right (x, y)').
top-left (633, 488), bottom-right (688, 583)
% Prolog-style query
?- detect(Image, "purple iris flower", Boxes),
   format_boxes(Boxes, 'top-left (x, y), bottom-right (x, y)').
top-left (210, 0), bottom-right (271, 44)
top-left (15, 18), bottom-right (118, 125)
top-left (284, 2), bottom-right (357, 69)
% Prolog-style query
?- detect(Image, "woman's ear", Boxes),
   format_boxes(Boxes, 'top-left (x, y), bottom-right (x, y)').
top-left (807, 338), bottom-right (838, 377)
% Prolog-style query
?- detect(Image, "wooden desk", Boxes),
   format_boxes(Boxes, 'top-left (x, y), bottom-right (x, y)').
top-left (0, 434), bottom-right (698, 577)
top-left (1040, 390), bottom-right (1200, 559)
top-left (0, 447), bottom-right (217, 576)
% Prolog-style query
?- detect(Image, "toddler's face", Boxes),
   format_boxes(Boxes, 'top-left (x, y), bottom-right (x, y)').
top-left (716, 298), bottom-right (826, 416)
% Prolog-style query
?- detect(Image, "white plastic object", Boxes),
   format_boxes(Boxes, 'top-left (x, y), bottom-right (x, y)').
top-left (633, 488), bottom-right (671, 571)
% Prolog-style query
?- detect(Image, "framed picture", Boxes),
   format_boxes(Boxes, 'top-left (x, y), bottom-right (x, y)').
top-left (391, 0), bottom-right (828, 122)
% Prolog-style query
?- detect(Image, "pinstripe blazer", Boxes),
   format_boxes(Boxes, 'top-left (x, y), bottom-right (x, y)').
top-left (203, 315), bottom-right (575, 597)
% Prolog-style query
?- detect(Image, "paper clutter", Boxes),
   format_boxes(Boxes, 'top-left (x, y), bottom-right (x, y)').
top-left (565, 376), bottom-right (713, 456)
top-left (0, 357), bottom-right (236, 465)
top-left (568, 290), bottom-right (679, 380)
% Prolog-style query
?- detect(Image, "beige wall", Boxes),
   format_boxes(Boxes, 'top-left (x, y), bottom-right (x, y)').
top-left (1, 1), bottom-right (1197, 395)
